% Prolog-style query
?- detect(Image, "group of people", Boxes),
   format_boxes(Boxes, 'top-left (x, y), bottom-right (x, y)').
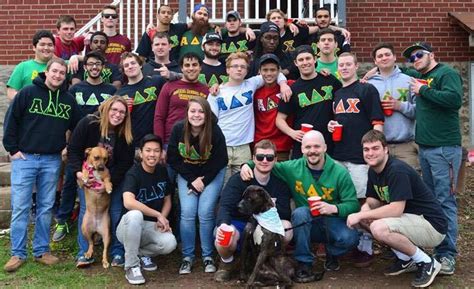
top-left (2, 3), bottom-right (463, 288)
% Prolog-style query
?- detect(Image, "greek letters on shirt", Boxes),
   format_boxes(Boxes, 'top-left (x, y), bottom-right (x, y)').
top-left (256, 96), bottom-right (279, 112)
top-left (126, 86), bottom-right (157, 105)
top-left (170, 35), bottom-right (179, 48)
top-left (31, 70), bottom-right (40, 81)
top-left (373, 185), bottom-right (390, 203)
top-left (283, 40), bottom-right (295, 53)
top-left (216, 90), bottom-right (253, 111)
top-left (221, 40), bottom-right (249, 54)
top-left (334, 98), bottom-right (361, 114)
top-left (74, 92), bottom-right (112, 106)
top-left (82, 67), bottom-right (114, 83)
top-left (180, 36), bottom-right (201, 46)
top-left (297, 86), bottom-right (335, 108)
top-left (294, 180), bottom-right (334, 201)
top-left (29, 97), bottom-right (72, 119)
top-left (137, 181), bottom-right (167, 203)
top-left (178, 142), bottom-right (212, 164)
top-left (198, 73), bottom-right (228, 87)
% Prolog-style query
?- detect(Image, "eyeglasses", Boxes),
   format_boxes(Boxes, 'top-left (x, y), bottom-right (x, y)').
top-left (110, 107), bottom-right (126, 115)
top-left (103, 14), bottom-right (118, 19)
top-left (255, 154), bottom-right (275, 162)
top-left (229, 64), bottom-right (247, 70)
top-left (408, 51), bottom-right (430, 63)
top-left (86, 62), bottom-right (103, 67)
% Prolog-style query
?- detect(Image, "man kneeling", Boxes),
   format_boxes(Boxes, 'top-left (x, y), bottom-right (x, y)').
top-left (117, 134), bottom-right (177, 285)
top-left (347, 130), bottom-right (447, 288)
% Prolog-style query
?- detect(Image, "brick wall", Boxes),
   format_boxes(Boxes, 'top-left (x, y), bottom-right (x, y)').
top-left (346, 0), bottom-right (474, 62)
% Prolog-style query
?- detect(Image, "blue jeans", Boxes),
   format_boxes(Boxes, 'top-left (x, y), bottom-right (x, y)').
top-left (419, 145), bottom-right (461, 259)
top-left (177, 168), bottom-right (225, 260)
top-left (76, 183), bottom-right (125, 258)
top-left (10, 153), bottom-right (61, 259)
top-left (55, 164), bottom-right (77, 223)
top-left (292, 206), bottom-right (359, 264)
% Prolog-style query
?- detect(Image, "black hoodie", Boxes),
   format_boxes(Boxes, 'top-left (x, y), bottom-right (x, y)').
top-left (3, 73), bottom-right (80, 155)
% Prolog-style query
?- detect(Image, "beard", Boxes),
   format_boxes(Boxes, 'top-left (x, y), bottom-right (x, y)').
top-left (203, 49), bottom-right (219, 60)
top-left (191, 17), bottom-right (211, 36)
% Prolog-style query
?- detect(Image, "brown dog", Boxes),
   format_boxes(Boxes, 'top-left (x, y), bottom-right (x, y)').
top-left (78, 146), bottom-right (113, 268)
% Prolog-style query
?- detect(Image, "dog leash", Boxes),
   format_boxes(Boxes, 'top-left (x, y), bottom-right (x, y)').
top-left (284, 217), bottom-right (319, 231)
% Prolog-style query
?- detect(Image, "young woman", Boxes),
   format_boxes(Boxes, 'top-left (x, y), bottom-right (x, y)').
top-left (68, 95), bottom-right (134, 268)
top-left (167, 97), bottom-right (228, 274)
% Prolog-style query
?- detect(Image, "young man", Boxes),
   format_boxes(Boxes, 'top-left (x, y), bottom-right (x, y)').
top-left (179, 4), bottom-right (214, 60)
top-left (241, 130), bottom-right (360, 281)
top-left (207, 52), bottom-right (291, 182)
top-left (309, 7), bottom-right (350, 57)
top-left (253, 54), bottom-right (293, 161)
top-left (368, 43), bottom-right (417, 170)
top-left (3, 59), bottom-right (79, 272)
top-left (315, 29), bottom-right (339, 78)
top-left (347, 130), bottom-right (447, 288)
top-left (101, 5), bottom-right (132, 65)
top-left (7, 30), bottom-right (55, 101)
top-left (220, 10), bottom-right (256, 61)
top-left (54, 15), bottom-right (85, 60)
top-left (214, 139), bottom-right (292, 282)
top-left (142, 32), bottom-right (181, 78)
top-left (276, 45), bottom-right (341, 159)
top-left (402, 41), bottom-right (463, 275)
top-left (117, 134), bottom-right (177, 285)
top-left (198, 32), bottom-right (228, 87)
top-left (117, 52), bottom-right (166, 147)
top-left (71, 32), bottom-right (123, 89)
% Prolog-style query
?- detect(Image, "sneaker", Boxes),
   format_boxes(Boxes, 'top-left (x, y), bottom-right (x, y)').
top-left (324, 254), bottom-right (340, 271)
top-left (4, 256), bottom-right (25, 272)
top-left (316, 243), bottom-right (326, 257)
top-left (76, 255), bottom-right (95, 268)
top-left (179, 258), bottom-right (192, 274)
top-left (52, 222), bottom-right (69, 242)
top-left (438, 256), bottom-right (455, 275)
top-left (294, 262), bottom-right (316, 283)
top-left (203, 257), bottom-right (217, 273)
top-left (215, 260), bottom-right (234, 282)
top-left (111, 255), bottom-right (125, 267)
top-left (125, 266), bottom-right (146, 285)
top-left (34, 252), bottom-right (59, 265)
top-left (140, 256), bottom-right (157, 271)
top-left (411, 257), bottom-right (441, 288)
top-left (353, 249), bottom-right (374, 268)
top-left (384, 258), bottom-right (417, 276)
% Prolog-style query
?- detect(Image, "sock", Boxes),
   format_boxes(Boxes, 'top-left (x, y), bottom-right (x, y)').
top-left (392, 249), bottom-right (411, 261)
top-left (410, 247), bottom-right (431, 264)
top-left (357, 232), bottom-right (373, 255)
top-left (221, 255), bottom-right (234, 263)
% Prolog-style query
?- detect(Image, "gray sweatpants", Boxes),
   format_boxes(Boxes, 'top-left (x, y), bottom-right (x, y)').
top-left (116, 210), bottom-right (177, 269)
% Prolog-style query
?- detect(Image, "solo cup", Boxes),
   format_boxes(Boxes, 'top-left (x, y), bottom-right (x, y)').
top-left (308, 196), bottom-right (322, 216)
top-left (301, 123), bottom-right (313, 133)
top-left (218, 224), bottom-right (234, 247)
top-left (332, 124), bottom-right (343, 142)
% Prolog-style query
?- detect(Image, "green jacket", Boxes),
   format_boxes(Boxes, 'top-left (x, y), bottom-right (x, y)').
top-left (404, 64), bottom-right (462, 146)
top-left (250, 154), bottom-right (359, 217)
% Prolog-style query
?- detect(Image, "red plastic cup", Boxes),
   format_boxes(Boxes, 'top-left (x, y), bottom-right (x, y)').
top-left (128, 104), bottom-right (133, 113)
top-left (308, 196), bottom-right (322, 216)
top-left (301, 123), bottom-right (313, 133)
top-left (417, 79), bottom-right (429, 86)
top-left (218, 224), bottom-right (234, 247)
top-left (383, 108), bottom-right (393, 116)
top-left (332, 124), bottom-right (343, 142)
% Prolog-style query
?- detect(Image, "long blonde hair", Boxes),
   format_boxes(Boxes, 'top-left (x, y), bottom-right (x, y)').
top-left (97, 95), bottom-right (133, 145)
top-left (183, 97), bottom-right (213, 157)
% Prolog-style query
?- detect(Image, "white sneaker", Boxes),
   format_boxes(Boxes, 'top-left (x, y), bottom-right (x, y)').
top-left (125, 266), bottom-right (145, 285)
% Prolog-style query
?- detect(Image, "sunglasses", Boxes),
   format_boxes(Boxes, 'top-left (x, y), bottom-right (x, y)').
top-left (408, 51), bottom-right (430, 63)
top-left (255, 154), bottom-right (275, 162)
top-left (103, 13), bottom-right (118, 19)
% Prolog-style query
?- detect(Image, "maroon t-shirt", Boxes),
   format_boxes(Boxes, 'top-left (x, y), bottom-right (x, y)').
top-left (105, 33), bottom-right (132, 65)
top-left (54, 36), bottom-right (85, 60)
top-left (153, 79), bottom-right (209, 145)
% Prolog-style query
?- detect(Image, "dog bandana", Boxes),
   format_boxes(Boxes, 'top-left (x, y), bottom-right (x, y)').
top-left (253, 207), bottom-right (285, 237)
top-left (82, 161), bottom-right (104, 190)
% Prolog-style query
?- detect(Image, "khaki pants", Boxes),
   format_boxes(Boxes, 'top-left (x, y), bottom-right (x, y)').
top-left (225, 144), bottom-right (251, 184)
top-left (388, 141), bottom-right (419, 171)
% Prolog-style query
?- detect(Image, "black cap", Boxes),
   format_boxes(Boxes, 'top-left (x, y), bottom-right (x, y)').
top-left (259, 53), bottom-right (280, 67)
top-left (294, 45), bottom-right (314, 58)
top-left (260, 21), bottom-right (279, 34)
top-left (402, 42), bottom-right (433, 59)
top-left (202, 32), bottom-right (223, 45)
top-left (226, 10), bottom-right (241, 21)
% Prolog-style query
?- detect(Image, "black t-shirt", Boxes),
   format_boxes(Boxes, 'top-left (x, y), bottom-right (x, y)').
top-left (215, 172), bottom-right (292, 226)
top-left (198, 62), bottom-right (228, 87)
top-left (278, 74), bottom-right (341, 158)
top-left (135, 23), bottom-right (188, 62)
top-left (121, 163), bottom-right (172, 222)
top-left (117, 76), bottom-right (166, 146)
top-left (308, 30), bottom-right (350, 57)
top-left (72, 61), bottom-right (122, 84)
top-left (69, 81), bottom-right (117, 118)
top-left (367, 157), bottom-right (447, 235)
top-left (332, 80), bottom-right (384, 164)
top-left (279, 25), bottom-right (309, 57)
top-left (142, 60), bottom-right (181, 77)
top-left (220, 32), bottom-right (256, 61)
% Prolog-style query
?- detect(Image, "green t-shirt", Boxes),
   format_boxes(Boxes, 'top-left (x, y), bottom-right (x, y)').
top-left (7, 59), bottom-right (47, 90)
top-left (179, 31), bottom-right (206, 60)
top-left (316, 59), bottom-right (340, 80)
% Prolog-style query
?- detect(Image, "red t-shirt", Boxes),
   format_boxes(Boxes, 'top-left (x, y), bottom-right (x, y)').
top-left (154, 79), bottom-right (209, 145)
top-left (105, 34), bottom-right (132, 65)
top-left (54, 35), bottom-right (85, 60)
top-left (253, 82), bottom-right (294, 152)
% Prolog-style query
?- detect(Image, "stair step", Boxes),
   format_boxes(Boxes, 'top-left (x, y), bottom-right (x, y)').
top-left (0, 162), bottom-right (11, 186)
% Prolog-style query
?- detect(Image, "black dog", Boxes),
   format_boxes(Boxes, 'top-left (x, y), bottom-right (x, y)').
top-left (237, 185), bottom-right (295, 288)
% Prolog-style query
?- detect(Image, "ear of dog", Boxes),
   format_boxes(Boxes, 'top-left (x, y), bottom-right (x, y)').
top-left (84, 147), bottom-right (93, 157)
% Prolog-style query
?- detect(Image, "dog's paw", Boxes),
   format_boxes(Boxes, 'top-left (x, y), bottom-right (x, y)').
top-left (84, 252), bottom-right (93, 259)
top-left (105, 183), bottom-right (113, 194)
top-left (103, 261), bottom-right (110, 269)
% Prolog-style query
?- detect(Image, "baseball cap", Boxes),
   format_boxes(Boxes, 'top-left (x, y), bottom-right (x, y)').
top-left (193, 4), bottom-right (210, 14)
top-left (294, 45), bottom-right (314, 58)
top-left (260, 21), bottom-right (279, 34)
top-left (202, 32), bottom-right (223, 45)
top-left (226, 10), bottom-right (241, 21)
top-left (259, 53), bottom-right (280, 68)
top-left (402, 42), bottom-right (433, 59)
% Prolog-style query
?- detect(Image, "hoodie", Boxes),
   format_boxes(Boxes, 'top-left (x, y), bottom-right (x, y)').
top-left (368, 66), bottom-right (416, 143)
top-left (3, 73), bottom-right (79, 155)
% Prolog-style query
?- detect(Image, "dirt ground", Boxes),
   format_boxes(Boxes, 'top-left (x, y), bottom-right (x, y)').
top-left (67, 166), bottom-right (474, 289)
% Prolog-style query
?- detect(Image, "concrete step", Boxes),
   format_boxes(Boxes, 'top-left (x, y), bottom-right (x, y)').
top-left (0, 186), bottom-right (11, 229)
top-left (0, 162), bottom-right (11, 186)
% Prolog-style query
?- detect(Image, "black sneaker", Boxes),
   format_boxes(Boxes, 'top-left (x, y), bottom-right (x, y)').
top-left (324, 254), bottom-right (340, 271)
top-left (384, 258), bottom-right (417, 276)
top-left (214, 260), bottom-right (234, 282)
top-left (294, 262), bottom-right (316, 283)
top-left (411, 257), bottom-right (441, 288)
